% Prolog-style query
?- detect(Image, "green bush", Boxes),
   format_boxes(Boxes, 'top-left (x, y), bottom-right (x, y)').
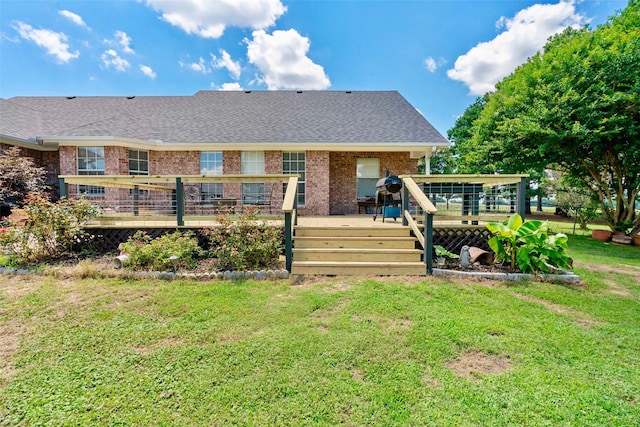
top-left (0, 193), bottom-right (99, 264)
top-left (201, 206), bottom-right (283, 271)
top-left (120, 231), bottom-right (203, 271)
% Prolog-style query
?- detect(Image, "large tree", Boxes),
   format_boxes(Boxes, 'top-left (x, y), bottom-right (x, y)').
top-left (470, 0), bottom-right (639, 234)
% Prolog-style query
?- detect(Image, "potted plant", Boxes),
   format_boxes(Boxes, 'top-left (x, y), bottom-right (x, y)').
top-left (592, 229), bottom-right (612, 242)
top-left (611, 221), bottom-right (633, 245)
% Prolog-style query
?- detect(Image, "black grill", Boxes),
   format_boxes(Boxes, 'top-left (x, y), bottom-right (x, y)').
top-left (373, 175), bottom-right (402, 222)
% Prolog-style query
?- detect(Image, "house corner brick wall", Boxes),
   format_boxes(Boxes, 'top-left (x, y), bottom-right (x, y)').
top-left (303, 151), bottom-right (330, 216)
top-left (59, 146), bottom-right (76, 175)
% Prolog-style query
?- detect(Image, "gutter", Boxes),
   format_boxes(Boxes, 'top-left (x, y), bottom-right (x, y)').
top-left (34, 136), bottom-right (450, 153)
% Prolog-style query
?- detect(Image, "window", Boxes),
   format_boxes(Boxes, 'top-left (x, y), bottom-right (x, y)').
top-left (356, 158), bottom-right (380, 199)
top-left (77, 147), bottom-right (105, 196)
top-left (241, 151), bottom-right (265, 202)
top-left (129, 149), bottom-right (149, 197)
top-left (128, 149), bottom-right (148, 175)
top-left (241, 151), bottom-right (265, 174)
top-left (282, 152), bottom-right (305, 206)
top-left (200, 152), bottom-right (223, 200)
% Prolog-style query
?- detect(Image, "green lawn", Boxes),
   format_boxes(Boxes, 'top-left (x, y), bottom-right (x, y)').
top-left (1, 237), bottom-right (638, 426)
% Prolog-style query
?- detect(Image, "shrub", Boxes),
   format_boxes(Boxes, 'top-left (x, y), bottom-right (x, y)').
top-left (120, 231), bottom-right (203, 271)
top-left (0, 194), bottom-right (100, 264)
top-left (201, 206), bottom-right (283, 271)
top-left (487, 213), bottom-right (573, 274)
top-left (0, 146), bottom-right (48, 210)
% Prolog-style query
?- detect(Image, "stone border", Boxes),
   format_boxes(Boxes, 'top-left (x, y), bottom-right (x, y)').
top-left (432, 268), bottom-right (580, 283)
top-left (0, 265), bottom-right (289, 281)
top-left (1, 265), bottom-right (579, 283)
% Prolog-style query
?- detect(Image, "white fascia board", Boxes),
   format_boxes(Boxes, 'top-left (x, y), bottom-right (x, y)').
top-left (44, 136), bottom-right (451, 153)
top-left (0, 134), bottom-right (58, 151)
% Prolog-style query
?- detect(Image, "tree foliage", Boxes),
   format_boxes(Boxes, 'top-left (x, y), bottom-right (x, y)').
top-left (443, 1), bottom-right (639, 233)
top-left (0, 146), bottom-right (47, 209)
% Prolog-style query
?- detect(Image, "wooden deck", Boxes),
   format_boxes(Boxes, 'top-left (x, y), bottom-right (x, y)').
top-left (85, 214), bottom-right (409, 229)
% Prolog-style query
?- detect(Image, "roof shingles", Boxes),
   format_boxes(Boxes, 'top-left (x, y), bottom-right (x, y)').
top-left (1, 91), bottom-right (448, 145)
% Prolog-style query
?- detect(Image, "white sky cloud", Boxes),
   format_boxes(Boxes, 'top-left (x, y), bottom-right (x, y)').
top-left (101, 49), bottom-right (130, 71)
top-left (179, 57), bottom-right (211, 73)
top-left (447, 0), bottom-right (586, 95)
top-left (12, 21), bottom-right (79, 63)
top-left (143, 0), bottom-right (286, 39)
top-left (59, 10), bottom-right (89, 29)
top-left (219, 82), bottom-right (243, 91)
top-left (211, 49), bottom-right (241, 80)
top-left (139, 64), bottom-right (156, 79)
top-left (246, 29), bottom-right (330, 90)
top-left (424, 56), bottom-right (446, 73)
top-left (115, 31), bottom-right (134, 54)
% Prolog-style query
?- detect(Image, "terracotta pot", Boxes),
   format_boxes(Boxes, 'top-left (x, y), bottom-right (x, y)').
top-left (468, 246), bottom-right (494, 265)
top-left (634, 234), bottom-right (640, 247)
top-left (592, 229), bottom-right (612, 242)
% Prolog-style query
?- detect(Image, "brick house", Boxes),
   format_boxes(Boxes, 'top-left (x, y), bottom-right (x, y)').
top-left (0, 91), bottom-right (448, 215)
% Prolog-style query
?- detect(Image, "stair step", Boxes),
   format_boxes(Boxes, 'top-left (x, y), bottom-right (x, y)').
top-left (295, 226), bottom-right (411, 237)
top-left (293, 248), bottom-right (422, 262)
top-left (294, 236), bottom-right (417, 249)
top-left (291, 261), bottom-right (427, 276)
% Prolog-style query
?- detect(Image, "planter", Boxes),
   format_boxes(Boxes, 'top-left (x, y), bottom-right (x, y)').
top-left (634, 234), bottom-right (640, 247)
top-left (592, 229), bottom-right (612, 242)
top-left (612, 234), bottom-right (632, 245)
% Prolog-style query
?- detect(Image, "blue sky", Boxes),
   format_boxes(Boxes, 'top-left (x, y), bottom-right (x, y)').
top-left (0, 0), bottom-right (627, 136)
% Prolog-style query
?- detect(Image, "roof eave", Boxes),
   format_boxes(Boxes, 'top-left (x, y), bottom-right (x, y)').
top-left (41, 136), bottom-right (450, 153)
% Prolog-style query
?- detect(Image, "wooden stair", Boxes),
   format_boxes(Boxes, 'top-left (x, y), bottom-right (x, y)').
top-left (290, 226), bottom-right (427, 276)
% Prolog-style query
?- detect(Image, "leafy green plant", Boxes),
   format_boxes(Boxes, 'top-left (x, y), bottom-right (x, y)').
top-left (120, 230), bottom-right (203, 271)
top-left (201, 206), bottom-right (283, 271)
top-left (487, 213), bottom-right (572, 273)
top-left (0, 193), bottom-right (100, 263)
top-left (434, 245), bottom-right (460, 259)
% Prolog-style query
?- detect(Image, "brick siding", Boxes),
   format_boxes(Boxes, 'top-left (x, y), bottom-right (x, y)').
top-left (50, 146), bottom-right (419, 216)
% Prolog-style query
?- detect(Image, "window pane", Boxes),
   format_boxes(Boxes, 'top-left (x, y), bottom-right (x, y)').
top-left (282, 151), bottom-right (305, 206)
top-left (241, 151), bottom-right (265, 174)
top-left (200, 152), bottom-right (223, 175)
top-left (357, 158), bottom-right (380, 198)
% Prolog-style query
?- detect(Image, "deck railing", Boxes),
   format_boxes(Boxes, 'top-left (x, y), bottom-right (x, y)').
top-left (400, 177), bottom-right (437, 274)
top-left (402, 174), bottom-right (528, 225)
top-left (59, 174), bottom-right (299, 271)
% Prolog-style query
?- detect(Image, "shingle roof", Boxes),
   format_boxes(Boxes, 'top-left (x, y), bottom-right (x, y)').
top-left (1, 91), bottom-right (448, 145)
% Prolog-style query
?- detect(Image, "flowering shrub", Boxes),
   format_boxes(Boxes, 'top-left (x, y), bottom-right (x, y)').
top-left (0, 193), bottom-right (100, 263)
top-left (120, 230), bottom-right (203, 271)
top-left (201, 206), bottom-right (284, 271)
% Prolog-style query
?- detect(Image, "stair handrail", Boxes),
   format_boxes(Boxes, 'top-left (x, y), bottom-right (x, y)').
top-left (282, 176), bottom-right (299, 272)
top-left (400, 176), bottom-right (437, 274)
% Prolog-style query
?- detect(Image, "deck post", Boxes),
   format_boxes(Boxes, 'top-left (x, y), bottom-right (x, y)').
top-left (176, 177), bottom-right (184, 226)
top-left (285, 211), bottom-right (293, 272)
top-left (425, 212), bottom-right (433, 274)
top-left (58, 177), bottom-right (67, 198)
top-left (133, 185), bottom-right (139, 216)
top-left (517, 176), bottom-right (527, 220)
top-left (402, 184), bottom-right (409, 226)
